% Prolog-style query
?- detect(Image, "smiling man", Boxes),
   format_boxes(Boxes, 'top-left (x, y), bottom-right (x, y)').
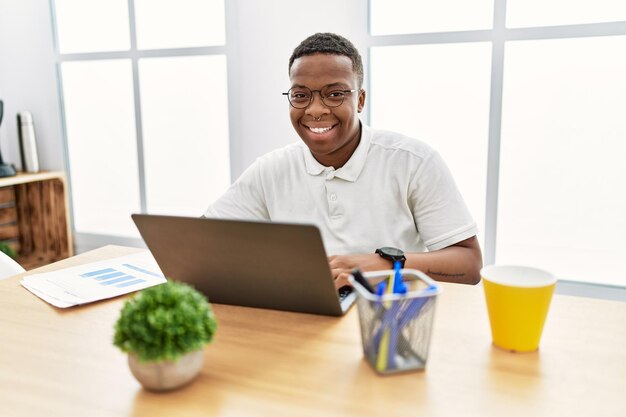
top-left (204, 33), bottom-right (482, 287)
top-left (287, 54), bottom-right (364, 168)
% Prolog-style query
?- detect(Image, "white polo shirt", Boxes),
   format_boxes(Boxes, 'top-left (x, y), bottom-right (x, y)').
top-left (204, 124), bottom-right (477, 256)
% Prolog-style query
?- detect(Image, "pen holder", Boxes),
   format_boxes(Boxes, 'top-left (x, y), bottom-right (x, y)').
top-left (349, 269), bottom-right (441, 375)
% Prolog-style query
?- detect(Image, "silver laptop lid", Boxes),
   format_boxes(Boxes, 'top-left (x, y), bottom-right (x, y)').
top-left (131, 214), bottom-right (355, 316)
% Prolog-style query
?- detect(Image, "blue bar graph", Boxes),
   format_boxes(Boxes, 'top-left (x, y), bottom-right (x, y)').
top-left (80, 266), bottom-right (148, 289)
top-left (117, 279), bottom-right (147, 288)
top-left (123, 264), bottom-right (164, 278)
top-left (81, 268), bottom-right (116, 278)
top-left (94, 271), bottom-right (126, 281)
top-left (100, 275), bottom-right (138, 286)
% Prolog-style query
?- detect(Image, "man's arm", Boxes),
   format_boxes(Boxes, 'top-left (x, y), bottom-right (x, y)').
top-left (203, 160), bottom-right (269, 220)
top-left (328, 236), bottom-right (483, 288)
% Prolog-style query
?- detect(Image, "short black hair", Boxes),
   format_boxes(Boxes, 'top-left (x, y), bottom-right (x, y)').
top-left (288, 33), bottom-right (364, 88)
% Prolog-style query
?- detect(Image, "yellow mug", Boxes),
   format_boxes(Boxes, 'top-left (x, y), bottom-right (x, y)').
top-left (481, 265), bottom-right (556, 352)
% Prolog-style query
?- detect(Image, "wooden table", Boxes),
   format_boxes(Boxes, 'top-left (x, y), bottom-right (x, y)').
top-left (0, 246), bottom-right (624, 417)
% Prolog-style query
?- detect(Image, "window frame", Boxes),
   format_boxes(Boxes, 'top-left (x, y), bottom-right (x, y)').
top-left (50, 0), bottom-right (232, 249)
top-left (367, 0), bottom-right (626, 272)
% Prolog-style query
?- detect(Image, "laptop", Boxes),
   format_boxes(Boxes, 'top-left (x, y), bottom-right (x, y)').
top-left (131, 214), bottom-right (356, 316)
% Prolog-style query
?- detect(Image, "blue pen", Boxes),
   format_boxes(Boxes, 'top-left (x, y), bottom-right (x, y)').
top-left (386, 261), bottom-right (410, 369)
top-left (393, 261), bottom-right (407, 294)
top-left (376, 281), bottom-right (386, 296)
top-left (397, 285), bottom-right (437, 330)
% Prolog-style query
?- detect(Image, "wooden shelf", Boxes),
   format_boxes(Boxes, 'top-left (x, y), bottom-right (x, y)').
top-left (0, 171), bottom-right (73, 270)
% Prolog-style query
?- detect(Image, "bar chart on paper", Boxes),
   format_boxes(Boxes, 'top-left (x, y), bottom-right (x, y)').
top-left (20, 251), bottom-right (167, 308)
top-left (81, 264), bottom-right (163, 289)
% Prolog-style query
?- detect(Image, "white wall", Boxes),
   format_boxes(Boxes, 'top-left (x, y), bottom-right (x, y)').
top-left (0, 0), bottom-right (65, 172)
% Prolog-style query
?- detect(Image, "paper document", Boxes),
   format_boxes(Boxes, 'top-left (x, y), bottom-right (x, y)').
top-left (20, 251), bottom-right (167, 308)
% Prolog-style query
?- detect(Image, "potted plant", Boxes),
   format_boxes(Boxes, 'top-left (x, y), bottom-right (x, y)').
top-left (113, 281), bottom-right (218, 391)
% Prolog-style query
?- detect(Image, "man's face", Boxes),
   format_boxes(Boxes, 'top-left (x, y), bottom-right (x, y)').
top-left (288, 53), bottom-right (365, 168)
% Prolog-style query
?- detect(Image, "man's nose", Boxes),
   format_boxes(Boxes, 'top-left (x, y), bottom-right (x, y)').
top-left (306, 91), bottom-right (330, 116)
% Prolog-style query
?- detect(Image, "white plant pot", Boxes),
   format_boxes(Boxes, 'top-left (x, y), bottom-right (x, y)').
top-left (128, 349), bottom-right (204, 391)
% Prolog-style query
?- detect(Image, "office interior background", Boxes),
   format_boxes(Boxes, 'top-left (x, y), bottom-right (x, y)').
top-left (0, 0), bottom-right (624, 297)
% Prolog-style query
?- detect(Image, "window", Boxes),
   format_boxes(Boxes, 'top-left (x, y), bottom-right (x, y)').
top-left (61, 59), bottom-right (140, 236)
top-left (51, 1), bottom-right (626, 287)
top-left (506, 0), bottom-right (626, 28)
top-left (369, 0), bottom-right (626, 286)
top-left (133, 0), bottom-right (225, 49)
top-left (52, 0), bottom-right (229, 240)
top-left (54, 0), bottom-right (130, 53)
top-left (498, 36), bottom-right (626, 287)
top-left (138, 55), bottom-right (230, 217)
top-left (370, 0), bottom-right (493, 34)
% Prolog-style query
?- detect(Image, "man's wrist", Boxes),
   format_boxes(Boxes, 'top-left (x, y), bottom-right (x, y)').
top-left (375, 247), bottom-right (406, 268)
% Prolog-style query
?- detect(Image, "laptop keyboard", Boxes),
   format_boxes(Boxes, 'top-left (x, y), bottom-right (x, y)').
top-left (338, 285), bottom-right (353, 301)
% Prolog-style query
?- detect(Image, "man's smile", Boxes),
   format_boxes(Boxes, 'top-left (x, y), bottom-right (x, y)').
top-left (307, 125), bottom-right (336, 134)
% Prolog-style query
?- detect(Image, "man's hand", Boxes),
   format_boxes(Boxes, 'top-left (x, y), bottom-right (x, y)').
top-left (327, 236), bottom-right (483, 288)
top-left (328, 253), bottom-right (392, 289)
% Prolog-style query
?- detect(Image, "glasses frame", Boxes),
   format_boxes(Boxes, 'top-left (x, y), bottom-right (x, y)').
top-left (282, 87), bottom-right (358, 109)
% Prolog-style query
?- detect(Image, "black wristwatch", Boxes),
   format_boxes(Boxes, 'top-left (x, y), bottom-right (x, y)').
top-left (375, 247), bottom-right (406, 268)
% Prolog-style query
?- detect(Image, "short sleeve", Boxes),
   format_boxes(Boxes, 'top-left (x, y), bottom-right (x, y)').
top-left (203, 160), bottom-right (270, 220)
top-left (410, 151), bottom-right (478, 251)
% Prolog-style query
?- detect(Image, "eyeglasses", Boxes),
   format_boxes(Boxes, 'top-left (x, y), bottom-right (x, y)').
top-left (282, 86), bottom-right (358, 109)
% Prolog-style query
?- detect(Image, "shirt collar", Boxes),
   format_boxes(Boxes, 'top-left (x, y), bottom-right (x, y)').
top-left (303, 123), bottom-right (371, 182)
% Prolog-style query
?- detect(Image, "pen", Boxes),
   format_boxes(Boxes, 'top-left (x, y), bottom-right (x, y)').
top-left (376, 271), bottom-right (396, 371)
top-left (351, 268), bottom-right (375, 293)
top-left (393, 261), bottom-right (407, 294)
top-left (386, 261), bottom-right (407, 369)
top-left (397, 285), bottom-right (437, 330)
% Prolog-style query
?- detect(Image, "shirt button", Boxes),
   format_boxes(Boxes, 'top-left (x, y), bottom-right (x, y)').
top-left (329, 193), bottom-right (337, 201)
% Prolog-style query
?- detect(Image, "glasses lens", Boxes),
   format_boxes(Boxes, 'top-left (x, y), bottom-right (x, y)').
top-left (288, 87), bottom-right (311, 108)
top-left (320, 87), bottom-right (347, 108)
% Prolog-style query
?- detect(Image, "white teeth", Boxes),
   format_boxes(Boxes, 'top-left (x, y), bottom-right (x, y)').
top-left (310, 126), bottom-right (332, 134)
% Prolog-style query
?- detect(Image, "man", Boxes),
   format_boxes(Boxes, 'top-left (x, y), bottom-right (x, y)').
top-left (204, 33), bottom-right (482, 287)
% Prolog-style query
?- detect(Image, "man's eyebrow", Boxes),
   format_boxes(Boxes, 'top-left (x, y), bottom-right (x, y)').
top-left (289, 82), bottom-right (351, 89)
top-left (324, 82), bottom-right (350, 89)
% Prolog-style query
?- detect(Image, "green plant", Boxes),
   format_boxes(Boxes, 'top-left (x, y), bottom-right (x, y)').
top-left (0, 242), bottom-right (17, 259)
top-left (113, 281), bottom-right (217, 363)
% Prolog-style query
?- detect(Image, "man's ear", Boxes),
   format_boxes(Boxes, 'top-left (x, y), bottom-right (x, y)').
top-left (357, 89), bottom-right (366, 113)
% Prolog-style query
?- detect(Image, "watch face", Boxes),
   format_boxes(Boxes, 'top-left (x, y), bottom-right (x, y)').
top-left (379, 247), bottom-right (404, 257)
